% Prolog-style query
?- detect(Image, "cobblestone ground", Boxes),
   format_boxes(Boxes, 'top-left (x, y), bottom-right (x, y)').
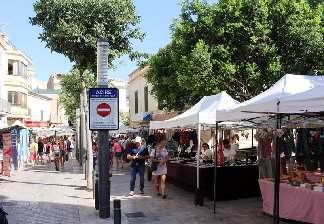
top-left (0, 159), bottom-right (287, 224)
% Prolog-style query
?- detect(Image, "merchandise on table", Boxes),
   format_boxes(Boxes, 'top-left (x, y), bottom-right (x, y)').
top-left (259, 128), bottom-right (324, 224)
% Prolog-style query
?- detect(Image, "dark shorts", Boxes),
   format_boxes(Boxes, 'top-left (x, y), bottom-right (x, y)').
top-left (38, 151), bottom-right (43, 156)
top-left (115, 152), bottom-right (123, 158)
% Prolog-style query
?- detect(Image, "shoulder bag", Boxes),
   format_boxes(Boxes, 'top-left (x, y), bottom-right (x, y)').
top-left (151, 149), bottom-right (158, 171)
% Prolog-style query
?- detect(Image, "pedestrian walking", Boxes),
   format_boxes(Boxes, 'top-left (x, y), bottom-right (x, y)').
top-left (64, 136), bottom-right (72, 161)
top-left (92, 139), bottom-right (98, 170)
top-left (37, 137), bottom-right (44, 165)
top-left (59, 138), bottom-right (66, 167)
top-left (68, 136), bottom-right (75, 159)
top-left (113, 139), bottom-right (123, 169)
top-left (127, 138), bottom-right (149, 196)
top-left (44, 138), bottom-right (52, 163)
top-left (150, 140), bottom-right (169, 199)
top-left (29, 138), bottom-right (37, 167)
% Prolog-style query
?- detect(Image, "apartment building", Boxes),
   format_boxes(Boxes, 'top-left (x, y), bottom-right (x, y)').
top-left (127, 65), bottom-right (176, 127)
top-left (0, 37), bottom-right (11, 127)
top-left (0, 33), bottom-right (31, 126)
top-left (0, 33), bottom-right (54, 127)
top-left (109, 78), bottom-right (129, 113)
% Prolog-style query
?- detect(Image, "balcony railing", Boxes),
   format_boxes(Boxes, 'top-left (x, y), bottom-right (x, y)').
top-left (7, 71), bottom-right (28, 78)
top-left (0, 98), bottom-right (11, 114)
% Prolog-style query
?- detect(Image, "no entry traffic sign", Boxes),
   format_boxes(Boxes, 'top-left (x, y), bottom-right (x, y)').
top-left (97, 103), bottom-right (111, 117)
top-left (89, 88), bottom-right (119, 130)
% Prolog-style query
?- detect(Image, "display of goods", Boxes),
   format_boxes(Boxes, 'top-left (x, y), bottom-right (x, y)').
top-left (2, 156), bottom-right (11, 176)
top-left (3, 147), bottom-right (11, 157)
top-left (217, 140), bottom-right (224, 166)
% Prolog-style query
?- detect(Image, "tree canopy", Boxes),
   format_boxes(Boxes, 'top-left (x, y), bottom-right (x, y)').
top-left (30, 0), bottom-right (144, 72)
top-left (59, 68), bottom-right (96, 122)
top-left (146, 0), bottom-right (324, 111)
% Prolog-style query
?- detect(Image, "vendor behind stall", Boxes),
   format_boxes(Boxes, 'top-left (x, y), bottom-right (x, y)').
top-left (201, 143), bottom-right (212, 160)
top-left (223, 139), bottom-right (236, 162)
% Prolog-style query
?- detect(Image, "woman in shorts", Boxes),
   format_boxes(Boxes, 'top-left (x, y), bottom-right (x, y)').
top-left (150, 140), bottom-right (169, 199)
top-left (113, 139), bottom-right (123, 169)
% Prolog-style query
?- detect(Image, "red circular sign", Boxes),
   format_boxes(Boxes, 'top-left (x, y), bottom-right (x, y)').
top-left (96, 103), bottom-right (111, 117)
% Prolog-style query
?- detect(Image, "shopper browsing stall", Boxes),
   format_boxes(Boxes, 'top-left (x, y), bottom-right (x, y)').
top-left (201, 143), bottom-right (212, 160)
top-left (223, 139), bottom-right (236, 163)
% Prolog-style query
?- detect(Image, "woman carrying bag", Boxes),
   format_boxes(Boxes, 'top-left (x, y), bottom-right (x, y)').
top-left (150, 140), bottom-right (169, 199)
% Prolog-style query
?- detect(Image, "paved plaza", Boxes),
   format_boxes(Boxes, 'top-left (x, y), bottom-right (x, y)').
top-left (0, 160), bottom-right (287, 224)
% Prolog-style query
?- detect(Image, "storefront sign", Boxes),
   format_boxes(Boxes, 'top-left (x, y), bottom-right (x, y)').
top-left (25, 121), bottom-right (49, 127)
top-left (89, 88), bottom-right (119, 130)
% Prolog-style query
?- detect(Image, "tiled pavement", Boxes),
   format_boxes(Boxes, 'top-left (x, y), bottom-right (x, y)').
top-left (0, 159), bottom-right (290, 224)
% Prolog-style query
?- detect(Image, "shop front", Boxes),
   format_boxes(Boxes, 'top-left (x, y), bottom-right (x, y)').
top-left (0, 125), bottom-right (29, 176)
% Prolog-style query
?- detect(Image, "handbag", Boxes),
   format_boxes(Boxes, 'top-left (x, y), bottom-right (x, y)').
top-left (151, 149), bottom-right (158, 171)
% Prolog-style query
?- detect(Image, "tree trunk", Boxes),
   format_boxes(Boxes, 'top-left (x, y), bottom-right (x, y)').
top-left (79, 69), bottom-right (93, 189)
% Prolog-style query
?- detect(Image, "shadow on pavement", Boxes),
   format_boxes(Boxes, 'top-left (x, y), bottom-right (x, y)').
top-left (1, 200), bottom-right (114, 224)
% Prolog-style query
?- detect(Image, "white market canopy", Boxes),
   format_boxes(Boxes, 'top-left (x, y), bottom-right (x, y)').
top-left (215, 74), bottom-right (324, 122)
top-left (278, 84), bottom-right (324, 114)
top-left (150, 91), bottom-right (239, 129)
top-left (33, 126), bottom-right (75, 137)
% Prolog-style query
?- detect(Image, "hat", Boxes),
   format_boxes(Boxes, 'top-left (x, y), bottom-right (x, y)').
top-left (135, 136), bottom-right (142, 143)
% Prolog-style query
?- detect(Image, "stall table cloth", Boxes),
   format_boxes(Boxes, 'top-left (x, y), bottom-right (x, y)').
top-left (259, 179), bottom-right (324, 224)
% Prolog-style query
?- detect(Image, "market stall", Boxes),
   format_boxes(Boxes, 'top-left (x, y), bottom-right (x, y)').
top-left (0, 124), bottom-right (29, 176)
top-left (215, 74), bottom-right (324, 223)
top-left (150, 92), bottom-right (260, 204)
top-left (167, 160), bottom-right (260, 200)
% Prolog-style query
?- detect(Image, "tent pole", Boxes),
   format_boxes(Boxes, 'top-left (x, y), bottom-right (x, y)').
top-left (213, 122), bottom-right (219, 214)
top-left (252, 129), bottom-right (254, 148)
top-left (273, 102), bottom-right (281, 224)
top-left (195, 123), bottom-right (202, 205)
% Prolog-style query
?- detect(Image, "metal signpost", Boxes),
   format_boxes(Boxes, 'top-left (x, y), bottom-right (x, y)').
top-left (89, 88), bottom-right (119, 131)
top-left (91, 38), bottom-right (119, 219)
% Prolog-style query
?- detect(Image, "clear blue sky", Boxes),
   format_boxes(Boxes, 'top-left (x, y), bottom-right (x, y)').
top-left (0, 0), bottom-right (186, 82)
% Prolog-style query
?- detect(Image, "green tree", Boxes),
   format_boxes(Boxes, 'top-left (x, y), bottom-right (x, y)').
top-left (59, 68), bottom-right (96, 122)
top-left (145, 45), bottom-right (196, 111)
top-left (308, 0), bottom-right (324, 9)
top-left (147, 0), bottom-right (324, 110)
top-left (119, 112), bottom-right (129, 126)
top-left (30, 0), bottom-right (144, 73)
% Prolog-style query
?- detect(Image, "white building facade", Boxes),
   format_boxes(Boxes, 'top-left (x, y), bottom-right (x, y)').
top-left (127, 66), bottom-right (177, 127)
top-left (0, 39), bottom-right (11, 127)
top-left (27, 92), bottom-right (51, 123)
top-left (110, 78), bottom-right (128, 113)
top-left (0, 33), bottom-right (31, 126)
